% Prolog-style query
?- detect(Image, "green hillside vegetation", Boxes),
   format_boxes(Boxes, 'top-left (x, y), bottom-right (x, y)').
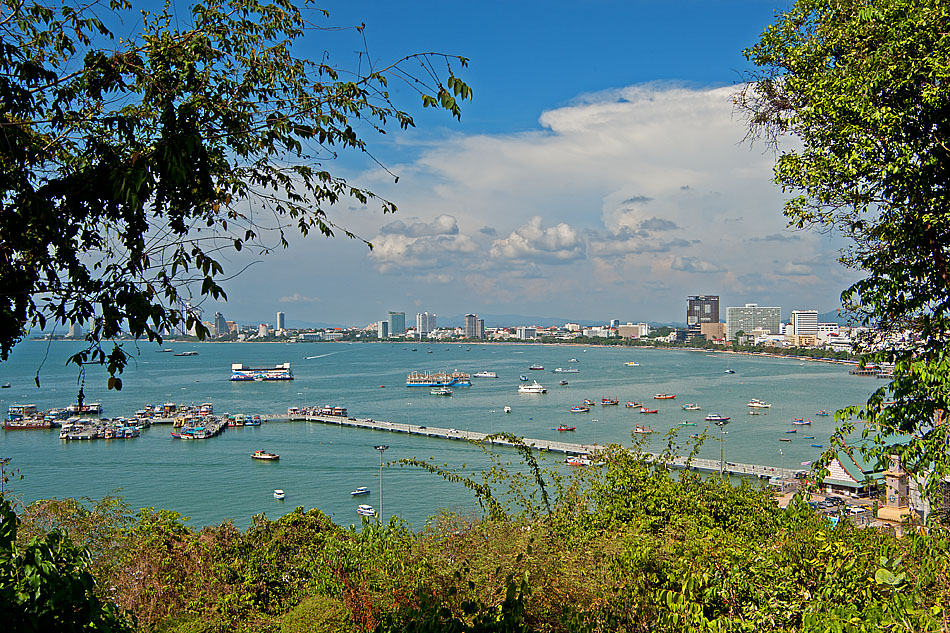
top-left (3, 445), bottom-right (948, 632)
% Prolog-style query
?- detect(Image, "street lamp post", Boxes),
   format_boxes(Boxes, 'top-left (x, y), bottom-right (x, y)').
top-left (374, 445), bottom-right (389, 523)
top-left (780, 448), bottom-right (785, 474)
top-left (718, 423), bottom-right (727, 476)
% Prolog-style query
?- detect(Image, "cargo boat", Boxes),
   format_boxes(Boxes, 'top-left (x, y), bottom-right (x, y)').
top-left (230, 363), bottom-right (294, 381)
top-left (406, 371), bottom-right (471, 387)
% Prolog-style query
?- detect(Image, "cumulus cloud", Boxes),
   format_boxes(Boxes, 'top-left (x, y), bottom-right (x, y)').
top-left (369, 214), bottom-right (478, 272)
top-left (750, 233), bottom-right (802, 242)
top-left (671, 256), bottom-right (722, 273)
top-left (379, 214), bottom-right (459, 237)
top-left (279, 293), bottom-right (320, 304)
top-left (779, 262), bottom-right (813, 276)
top-left (490, 216), bottom-right (585, 264)
top-left (640, 217), bottom-right (678, 232)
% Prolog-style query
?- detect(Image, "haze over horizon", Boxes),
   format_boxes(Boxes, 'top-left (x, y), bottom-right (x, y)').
top-left (197, 1), bottom-right (856, 327)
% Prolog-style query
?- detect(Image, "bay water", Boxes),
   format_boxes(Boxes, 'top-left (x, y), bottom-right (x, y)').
top-left (0, 340), bottom-right (877, 528)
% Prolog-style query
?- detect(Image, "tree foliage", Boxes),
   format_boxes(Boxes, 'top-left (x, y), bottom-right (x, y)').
top-left (739, 0), bottom-right (950, 501)
top-left (0, 0), bottom-right (470, 392)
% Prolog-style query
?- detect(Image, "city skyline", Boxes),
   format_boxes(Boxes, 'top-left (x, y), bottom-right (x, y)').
top-left (198, 1), bottom-right (858, 326)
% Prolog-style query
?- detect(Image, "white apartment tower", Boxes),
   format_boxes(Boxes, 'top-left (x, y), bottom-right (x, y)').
top-left (416, 312), bottom-right (436, 338)
top-left (790, 310), bottom-right (819, 336)
top-left (276, 311), bottom-right (286, 331)
top-left (726, 304), bottom-right (781, 340)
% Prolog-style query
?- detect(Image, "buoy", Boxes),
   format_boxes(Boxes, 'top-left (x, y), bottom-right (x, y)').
top-left (379, 385), bottom-right (385, 388)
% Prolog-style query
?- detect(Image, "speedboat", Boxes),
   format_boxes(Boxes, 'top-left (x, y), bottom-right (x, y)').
top-left (251, 450), bottom-right (279, 461)
top-left (705, 414), bottom-right (730, 422)
top-left (357, 504), bottom-right (376, 517)
top-left (529, 364), bottom-right (544, 371)
top-left (503, 406), bottom-right (512, 413)
top-left (724, 369), bottom-right (736, 374)
top-left (518, 381), bottom-right (547, 394)
top-left (559, 380), bottom-right (569, 385)
top-left (273, 489), bottom-right (286, 500)
top-left (519, 374), bottom-right (529, 381)
top-left (624, 361), bottom-right (640, 366)
top-left (351, 486), bottom-right (370, 496)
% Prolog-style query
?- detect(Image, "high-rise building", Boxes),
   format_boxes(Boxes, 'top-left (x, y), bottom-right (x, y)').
top-left (464, 314), bottom-right (478, 338)
top-left (687, 295), bottom-right (720, 325)
top-left (213, 312), bottom-right (228, 338)
top-left (387, 311), bottom-right (405, 335)
top-left (476, 318), bottom-right (485, 340)
top-left (378, 320), bottom-right (389, 339)
top-left (67, 321), bottom-right (84, 339)
top-left (416, 312), bottom-right (436, 338)
top-left (726, 304), bottom-right (781, 340)
top-left (609, 319), bottom-right (620, 329)
top-left (790, 310), bottom-right (819, 336)
top-left (276, 311), bottom-right (285, 331)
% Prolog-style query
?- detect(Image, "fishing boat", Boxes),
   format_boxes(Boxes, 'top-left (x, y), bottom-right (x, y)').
top-left (705, 413), bottom-right (730, 422)
top-left (640, 407), bottom-right (658, 414)
top-left (785, 429), bottom-right (798, 433)
top-left (654, 393), bottom-right (676, 400)
top-left (804, 436), bottom-right (815, 439)
top-left (625, 401), bottom-right (642, 408)
top-left (811, 444), bottom-right (823, 448)
top-left (682, 403), bottom-right (701, 411)
top-left (429, 386), bottom-right (453, 396)
top-left (251, 450), bottom-right (279, 461)
top-left (528, 364), bottom-right (544, 371)
top-left (357, 504), bottom-right (376, 517)
top-left (570, 405), bottom-right (590, 413)
top-left (601, 397), bottom-right (619, 406)
top-left (748, 399), bottom-right (772, 409)
top-left (817, 410), bottom-right (830, 416)
top-left (634, 424), bottom-right (653, 434)
top-left (273, 489), bottom-right (286, 500)
top-left (351, 486), bottom-right (370, 496)
top-left (518, 381), bottom-right (547, 394)
top-left (583, 399), bottom-right (595, 406)
top-left (791, 419), bottom-right (812, 425)
top-left (556, 424), bottom-right (576, 431)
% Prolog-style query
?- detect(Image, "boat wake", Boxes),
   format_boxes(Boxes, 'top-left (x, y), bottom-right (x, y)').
top-left (304, 351), bottom-right (342, 360)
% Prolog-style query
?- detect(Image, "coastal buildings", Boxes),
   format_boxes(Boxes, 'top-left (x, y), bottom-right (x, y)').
top-left (464, 314), bottom-right (485, 339)
top-left (388, 311), bottom-right (405, 336)
top-left (416, 312), bottom-right (436, 339)
top-left (790, 310), bottom-right (818, 336)
top-left (378, 320), bottom-right (389, 339)
top-left (213, 312), bottom-right (228, 338)
top-left (726, 304), bottom-right (781, 341)
top-left (276, 311), bottom-right (285, 332)
top-left (687, 295), bottom-right (720, 341)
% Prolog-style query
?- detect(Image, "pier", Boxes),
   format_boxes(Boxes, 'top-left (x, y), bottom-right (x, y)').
top-left (292, 413), bottom-right (800, 479)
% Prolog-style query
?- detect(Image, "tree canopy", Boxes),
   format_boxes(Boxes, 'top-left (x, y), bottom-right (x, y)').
top-left (0, 0), bottom-right (470, 392)
top-left (740, 0), bottom-right (950, 502)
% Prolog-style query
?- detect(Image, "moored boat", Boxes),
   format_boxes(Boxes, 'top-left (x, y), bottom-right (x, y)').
top-left (634, 424), bottom-right (653, 434)
top-left (553, 367), bottom-right (579, 373)
top-left (252, 450), bottom-right (280, 461)
top-left (556, 424), bottom-right (576, 431)
top-left (529, 364), bottom-right (544, 371)
top-left (351, 486), bottom-right (370, 496)
top-left (624, 361), bottom-right (640, 366)
top-left (357, 504), bottom-right (376, 517)
top-left (625, 401), bottom-right (642, 408)
top-left (682, 403), bottom-right (701, 411)
top-left (748, 399), bottom-right (772, 409)
top-left (678, 421), bottom-right (697, 426)
top-left (518, 381), bottom-right (547, 394)
top-left (273, 489), bottom-right (286, 500)
top-left (601, 397), bottom-right (619, 406)
top-left (791, 418), bottom-right (812, 425)
top-left (570, 405), bottom-right (590, 413)
top-left (406, 371), bottom-right (471, 387)
top-left (705, 413), bottom-right (730, 422)
top-left (503, 406), bottom-right (512, 413)
top-left (654, 393), bottom-right (676, 400)
top-left (430, 386), bottom-right (453, 396)
top-left (817, 410), bottom-right (829, 416)
top-left (559, 380), bottom-right (569, 385)
top-left (640, 407), bottom-right (658, 414)
top-left (566, 455), bottom-right (591, 466)
top-left (473, 371), bottom-right (497, 378)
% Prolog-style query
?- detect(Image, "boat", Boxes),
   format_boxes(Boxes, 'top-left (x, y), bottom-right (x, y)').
top-left (519, 374), bottom-right (529, 381)
top-left (503, 406), bottom-right (512, 414)
top-left (568, 358), bottom-right (579, 363)
top-left (528, 364), bottom-right (544, 371)
top-left (566, 455), bottom-right (591, 466)
top-left (518, 381), bottom-right (547, 394)
top-left (634, 424), bottom-right (653, 434)
top-left (273, 489), bottom-right (286, 500)
top-left (1, 383), bottom-right (9, 388)
top-left (811, 444), bottom-right (823, 448)
top-left (570, 405), bottom-right (590, 413)
top-left (625, 361), bottom-right (640, 366)
top-left (791, 419), bottom-right (812, 425)
top-left (653, 394), bottom-right (676, 400)
top-left (689, 433), bottom-right (701, 439)
top-left (705, 414), bottom-right (730, 422)
top-left (625, 401), bottom-right (642, 408)
top-left (158, 348), bottom-right (174, 353)
top-left (351, 486), bottom-right (370, 496)
top-left (601, 397), bottom-right (619, 406)
top-left (785, 429), bottom-right (798, 433)
top-left (640, 407), bottom-right (658, 414)
top-left (749, 410), bottom-right (762, 415)
top-left (553, 367), bottom-right (579, 373)
top-left (357, 504), bottom-right (376, 517)
top-left (231, 363), bottom-right (294, 381)
top-left (583, 399), bottom-right (595, 406)
top-left (406, 371), bottom-right (471, 387)
top-left (724, 369), bottom-right (736, 374)
top-left (559, 380), bottom-right (569, 386)
top-left (748, 399), bottom-right (772, 409)
top-left (473, 371), bottom-right (497, 378)
top-left (779, 438), bottom-right (792, 442)
top-left (682, 403), bottom-right (701, 411)
top-left (429, 386), bottom-right (453, 396)
top-left (678, 421), bottom-right (697, 426)
top-left (174, 350), bottom-right (198, 356)
top-left (804, 436), bottom-right (815, 439)
top-left (251, 450), bottom-right (280, 461)
top-left (556, 424), bottom-right (576, 431)
top-left (817, 410), bottom-right (830, 416)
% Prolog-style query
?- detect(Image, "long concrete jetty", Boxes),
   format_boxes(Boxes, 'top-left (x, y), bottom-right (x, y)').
top-left (293, 414), bottom-right (800, 480)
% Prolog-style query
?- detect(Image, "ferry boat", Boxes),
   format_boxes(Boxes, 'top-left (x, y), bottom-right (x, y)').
top-left (570, 405), bottom-right (590, 413)
top-left (639, 407), bottom-right (658, 414)
top-left (251, 450), bottom-right (280, 461)
top-left (351, 487), bottom-right (370, 496)
top-left (682, 403), bottom-right (702, 411)
top-left (654, 393), bottom-right (676, 400)
top-left (518, 381), bottom-right (547, 394)
top-left (430, 386), bottom-right (453, 396)
top-left (705, 414), bottom-right (730, 422)
top-left (601, 397), bottom-right (619, 406)
top-left (553, 367), bottom-right (579, 373)
top-left (528, 364), bottom-right (544, 371)
top-left (357, 504), bottom-right (376, 517)
top-left (7, 404), bottom-right (38, 421)
top-left (230, 363), bottom-right (294, 381)
top-left (747, 399), bottom-right (772, 409)
top-left (405, 371), bottom-right (471, 387)
top-left (634, 424), bottom-right (653, 434)
top-left (556, 424), bottom-right (576, 431)
top-left (473, 371), bottom-right (497, 378)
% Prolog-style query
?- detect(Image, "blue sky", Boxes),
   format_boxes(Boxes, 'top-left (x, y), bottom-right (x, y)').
top-left (199, 1), bottom-right (855, 327)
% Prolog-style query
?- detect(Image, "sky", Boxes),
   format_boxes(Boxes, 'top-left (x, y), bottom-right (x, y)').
top-left (196, 1), bottom-right (856, 328)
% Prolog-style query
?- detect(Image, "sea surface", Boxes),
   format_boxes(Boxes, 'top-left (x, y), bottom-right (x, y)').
top-left (0, 340), bottom-right (878, 529)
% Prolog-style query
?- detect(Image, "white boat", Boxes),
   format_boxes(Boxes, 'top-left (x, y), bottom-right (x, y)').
top-left (748, 399), bottom-right (772, 409)
top-left (568, 358), bottom-right (579, 363)
top-left (430, 386), bottom-right (453, 396)
top-left (624, 361), bottom-right (640, 366)
top-left (473, 371), bottom-right (497, 378)
top-left (503, 406), bottom-right (512, 413)
top-left (273, 489), bottom-right (285, 500)
top-left (518, 381), bottom-right (547, 394)
top-left (566, 455), bottom-right (591, 466)
top-left (351, 486), bottom-right (370, 496)
top-left (682, 403), bottom-right (702, 411)
top-left (705, 414), bottom-right (730, 423)
top-left (357, 504), bottom-right (376, 517)
top-left (553, 367), bottom-right (579, 373)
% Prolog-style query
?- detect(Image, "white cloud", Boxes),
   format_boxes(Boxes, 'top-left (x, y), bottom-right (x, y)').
top-left (279, 293), bottom-right (321, 304)
top-left (489, 216), bottom-right (585, 264)
top-left (671, 256), bottom-right (722, 274)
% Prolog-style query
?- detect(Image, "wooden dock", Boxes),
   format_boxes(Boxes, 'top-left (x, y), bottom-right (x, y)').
top-left (293, 414), bottom-right (799, 479)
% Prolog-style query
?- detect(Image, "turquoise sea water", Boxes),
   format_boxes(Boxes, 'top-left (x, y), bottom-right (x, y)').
top-left (0, 340), bottom-right (877, 528)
